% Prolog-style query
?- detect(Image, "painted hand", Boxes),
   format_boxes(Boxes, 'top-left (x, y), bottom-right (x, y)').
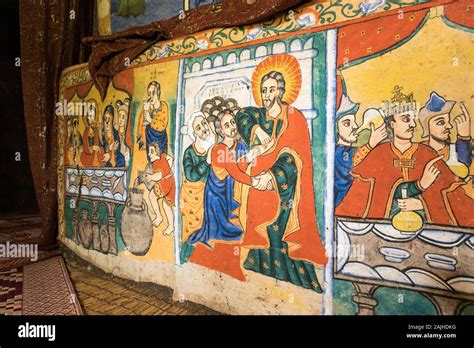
top-left (102, 153), bottom-right (110, 163)
top-left (368, 123), bottom-right (388, 148)
top-left (146, 172), bottom-right (162, 182)
top-left (253, 172), bottom-right (273, 191)
top-left (112, 141), bottom-right (119, 151)
top-left (255, 126), bottom-right (272, 145)
top-left (397, 198), bottom-right (423, 212)
top-left (251, 176), bottom-right (259, 188)
top-left (419, 155), bottom-right (443, 190)
top-left (454, 102), bottom-right (471, 138)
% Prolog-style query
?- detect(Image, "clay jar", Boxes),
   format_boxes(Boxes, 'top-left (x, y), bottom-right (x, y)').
top-left (120, 188), bottom-right (154, 255)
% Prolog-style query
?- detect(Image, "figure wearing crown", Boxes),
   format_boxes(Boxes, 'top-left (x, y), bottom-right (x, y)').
top-left (336, 87), bottom-right (474, 228)
top-left (235, 54), bottom-right (327, 292)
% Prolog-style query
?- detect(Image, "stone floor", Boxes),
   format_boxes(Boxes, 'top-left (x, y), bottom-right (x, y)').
top-left (0, 213), bottom-right (219, 316)
top-left (63, 250), bottom-right (219, 315)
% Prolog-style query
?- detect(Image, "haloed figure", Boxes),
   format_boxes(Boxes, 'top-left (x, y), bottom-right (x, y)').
top-left (146, 142), bottom-right (175, 235)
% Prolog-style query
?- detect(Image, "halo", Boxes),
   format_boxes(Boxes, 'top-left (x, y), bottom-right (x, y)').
top-left (251, 54), bottom-right (302, 106)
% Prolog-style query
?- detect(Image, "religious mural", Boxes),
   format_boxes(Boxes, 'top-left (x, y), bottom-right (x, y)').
top-left (62, 80), bottom-right (133, 256)
top-left (332, 9), bottom-right (474, 315)
top-left (177, 34), bottom-right (328, 292)
top-left (58, 0), bottom-right (474, 315)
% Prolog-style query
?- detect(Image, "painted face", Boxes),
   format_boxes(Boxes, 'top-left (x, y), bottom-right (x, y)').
top-left (148, 145), bottom-right (160, 161)
top-left (193, 116), bottom-right (210, 140)
top-left (118, 110), bottom-right (127, 129)
top-left (221, 113), bottom-right (237, 138)
top-left (392, 112), bottom-right (416, 141)
top-left (87, 107), bottom-right (96, 127)
top-left (104, 112), bottom-right (113, 132)
top-left (337, 114), bottom-right (359, 144)
top-left (147, 84), bottom-right (160, 104)
top-left (261, 78), bottom-right (279, 110)
top-left (428, 113), bottom-right (452, 142)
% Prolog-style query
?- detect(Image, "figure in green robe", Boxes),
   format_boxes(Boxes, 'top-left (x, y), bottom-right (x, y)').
top-left (236, 70), bottom-right (327, 292)
top-left (180, 112), bottom-right (216, 262)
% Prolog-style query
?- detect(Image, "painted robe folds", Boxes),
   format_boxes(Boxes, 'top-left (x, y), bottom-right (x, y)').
top-left (236, 103), bottom-right (328, 291)
top-left (336, 142), bottom-right (474, 228)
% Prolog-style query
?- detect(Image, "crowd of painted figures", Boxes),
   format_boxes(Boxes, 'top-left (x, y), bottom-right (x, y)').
top-left (65, 98), bottom-right (132, 168)
top-left (334, 82), bottom-right (474, 228)
top-left (179, 59), bottom-right (327, 292)
top-left (64, 66), bottom-right (474, 293)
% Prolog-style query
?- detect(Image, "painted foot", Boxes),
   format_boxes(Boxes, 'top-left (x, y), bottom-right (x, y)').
top-left (163, 227), bottom-right (174, 236)
top-left (152, 217), bottom-right (163, 227)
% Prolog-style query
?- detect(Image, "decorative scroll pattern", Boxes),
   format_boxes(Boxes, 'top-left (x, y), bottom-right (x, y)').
top-left (132, 0), bottom-right (432, 65)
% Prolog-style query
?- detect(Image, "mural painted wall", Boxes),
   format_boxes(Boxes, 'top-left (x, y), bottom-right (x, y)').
top-left (58, 0), bottom-right (474, 315)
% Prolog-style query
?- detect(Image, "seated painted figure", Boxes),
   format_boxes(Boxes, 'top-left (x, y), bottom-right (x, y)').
top-left (102, 105), bottom-right (126, 167)
top-left (187, 110), bottom-right (256, 247)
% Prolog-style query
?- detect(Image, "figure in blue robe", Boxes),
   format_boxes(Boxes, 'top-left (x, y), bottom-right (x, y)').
top-left (145, 119), bottom-right (168, 156)
top-left (334, 145), bottom-right (357, 207)
top-left (187, 140), bottom-right (248, 247)
top-left (103, 128), bottom-right (125, 167)
top-left (456, 138), bottom-right (472, 167)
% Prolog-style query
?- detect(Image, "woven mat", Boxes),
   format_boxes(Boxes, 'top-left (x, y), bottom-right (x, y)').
top-left (0, 256), bottom-right (82, 315)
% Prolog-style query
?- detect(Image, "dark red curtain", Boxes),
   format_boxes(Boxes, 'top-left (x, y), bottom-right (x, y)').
top-left (334, 0), bottom-right (471, 108)
top-left (84, 0), bottom-right (308, 99)
top-left (444, 0), bottom-right (474, 29)
top-left (335, 8), bottom-right (430, 109)
top-left (19, 0), bottom-right (94, 249)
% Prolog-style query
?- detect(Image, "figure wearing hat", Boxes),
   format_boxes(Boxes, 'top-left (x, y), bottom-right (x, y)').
top-left (336, 87), bottom-right (474, 228)
top-left (334, 77), bottom-right (387, 207)
top-left (419, 92), bottom-right (472, 169)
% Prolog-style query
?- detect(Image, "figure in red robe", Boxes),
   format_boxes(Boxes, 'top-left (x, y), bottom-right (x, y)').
top-left (336, 96), bottom-right (474, 228)
top-left (80, 101), bottom-right (104, 167)
top-left (146, 142), bottom-right (176, 236)
top-left (237, 69), bottom-right (327, 292)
